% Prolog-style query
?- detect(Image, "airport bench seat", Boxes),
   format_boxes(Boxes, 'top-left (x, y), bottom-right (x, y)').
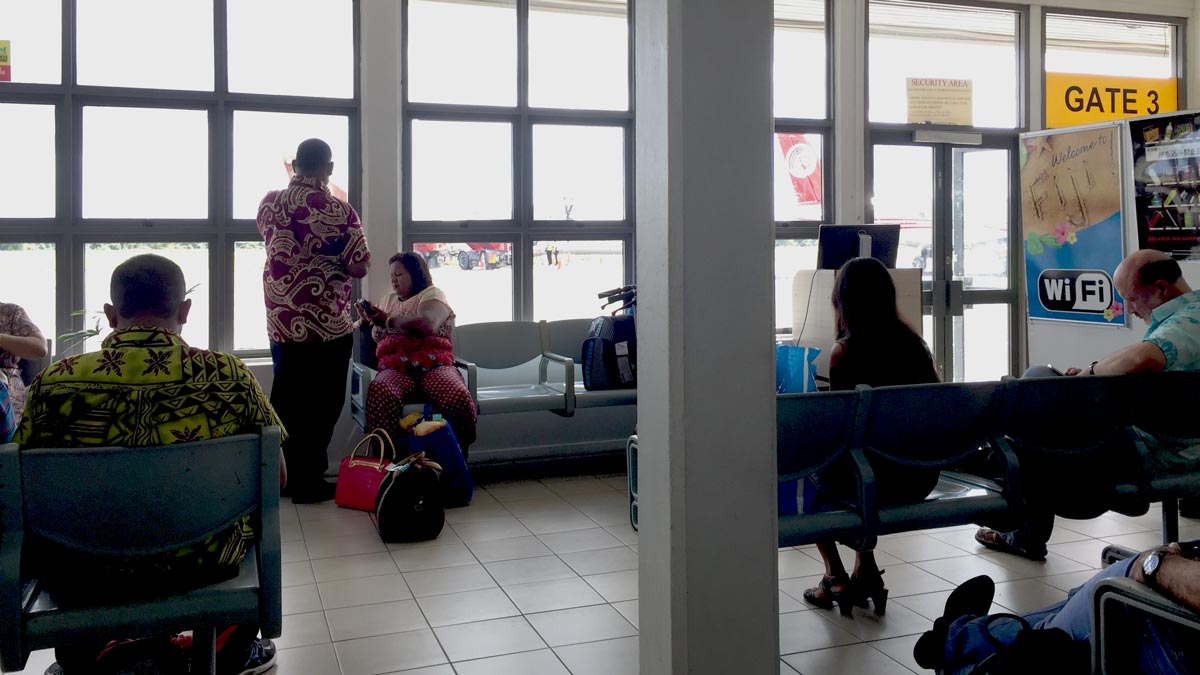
top-left (350, 320), bottom-right (575, 429)
top-left (1091, 576), bottom-right (1200, 675)
top-left (539, 318), bottom-right (637, 410)
top-left (0, 429), bottom-right (282, 675)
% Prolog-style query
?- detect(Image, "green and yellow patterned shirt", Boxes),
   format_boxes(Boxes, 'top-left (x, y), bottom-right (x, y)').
top-left (16, 327), bottom-right (284, 587)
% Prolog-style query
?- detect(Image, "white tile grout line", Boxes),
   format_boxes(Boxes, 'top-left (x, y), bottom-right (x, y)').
top-left (357, 473), bottom-right (627, 674)
top-left (278, 476), bottom-right (1184, 675)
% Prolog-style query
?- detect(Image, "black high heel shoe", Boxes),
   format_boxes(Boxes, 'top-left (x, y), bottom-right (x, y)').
top-left (851, 569), bottom-right (889, 616)
top-left (803, 574), bottom-right (854, 617)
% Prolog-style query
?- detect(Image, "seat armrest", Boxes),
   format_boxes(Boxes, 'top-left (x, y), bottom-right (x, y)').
top-left (456, 357), bottom-right (479, 407)
top-left (355, 324), bottom-right (379, 370)
top-left (846, 445), bottom-right (878, 552)
top-left (989, 436), bottom-right (1023, 514)
top-left (539, 350), bottom-right (576, 416)
top-left (1092, 576), bottom-right (1200, 674)
top-left (351, 362), bottom-right (378, 385)
top-left (0, 442), bottom-right (25, 672)
top-left (1122, 426), bottom-right (1154, 513)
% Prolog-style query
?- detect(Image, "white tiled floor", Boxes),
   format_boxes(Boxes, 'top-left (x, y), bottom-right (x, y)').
top-left (10, 477), bottom-right (1194, 675)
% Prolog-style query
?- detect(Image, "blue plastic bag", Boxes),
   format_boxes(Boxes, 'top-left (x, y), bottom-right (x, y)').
top-left (775, 345), bottom-right (820, 515)
top-left (775, 344), bottom-right (820, 394)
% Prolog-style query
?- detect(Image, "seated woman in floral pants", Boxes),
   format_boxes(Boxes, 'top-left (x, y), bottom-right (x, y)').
top-left (359, 252), bottom-right (477, 456)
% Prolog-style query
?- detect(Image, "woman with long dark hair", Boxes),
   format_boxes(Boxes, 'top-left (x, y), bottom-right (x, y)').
top-left (358, 252), bottom-right (477, 455)
top-left (803, 256), bottom-right (939, 616)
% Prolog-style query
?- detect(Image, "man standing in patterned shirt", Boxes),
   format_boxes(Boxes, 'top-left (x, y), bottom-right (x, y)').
top-left (258, 138), bottom-right (370, 503)
top-left (977, 249), bottom-right (1200, 560)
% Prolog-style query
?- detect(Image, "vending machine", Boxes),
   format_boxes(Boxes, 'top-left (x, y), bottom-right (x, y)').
top-left (1127, 111), bottom-right (1200, 256)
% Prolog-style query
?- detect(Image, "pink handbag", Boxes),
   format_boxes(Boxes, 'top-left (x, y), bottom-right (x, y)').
top-left (335, 430), bottom-right (397, 512)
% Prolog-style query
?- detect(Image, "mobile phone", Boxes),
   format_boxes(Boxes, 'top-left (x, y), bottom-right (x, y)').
top-left (357, 298), bottom-right (372, 312)
top-left (1179, 538), bottom-right (1200, 559)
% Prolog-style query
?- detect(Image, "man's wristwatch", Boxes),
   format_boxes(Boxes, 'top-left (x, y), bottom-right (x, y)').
top-left (1088, 360), bottom-right (1099, 375)
top-left (1142, 549), bottom-right (1168, 587)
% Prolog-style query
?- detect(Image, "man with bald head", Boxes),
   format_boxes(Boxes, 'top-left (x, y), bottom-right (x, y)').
top-left (977, 249), bottom-right (1200, 560)
top-left (1061, 249), bottom-right (1200, 375)
top-left (19, 254), bottom-right (284, 674)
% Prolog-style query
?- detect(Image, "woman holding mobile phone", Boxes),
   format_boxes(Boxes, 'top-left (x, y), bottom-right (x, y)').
top-left (357, 252), bottom-right (477, 456)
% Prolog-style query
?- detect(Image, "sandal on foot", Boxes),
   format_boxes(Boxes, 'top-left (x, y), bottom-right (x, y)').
top-left (803, 574), bottom-right (854, 617)
top-left (851, 569), bottom-right (889, 615)
top-left (974, 527), bottom-right (1046, 561)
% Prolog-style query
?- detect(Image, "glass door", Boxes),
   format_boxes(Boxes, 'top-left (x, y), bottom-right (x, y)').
top-left (949, 146), bottom-right (1012, 382)
top-left (870, 137), bottom-right (1017, 381)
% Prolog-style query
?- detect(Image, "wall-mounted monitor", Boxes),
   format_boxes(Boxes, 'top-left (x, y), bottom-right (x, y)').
top-left (816, 224), bottom-right (901, 270)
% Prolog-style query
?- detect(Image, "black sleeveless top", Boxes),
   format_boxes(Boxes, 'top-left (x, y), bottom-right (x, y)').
top-left (818, 325), bottom-right (941, 507)
top-left (829, 326), bottom-right (939, 392)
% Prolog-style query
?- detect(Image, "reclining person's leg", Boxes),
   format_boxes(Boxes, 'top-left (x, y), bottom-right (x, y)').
top-left (939, 558), bottom-right (1137, 672)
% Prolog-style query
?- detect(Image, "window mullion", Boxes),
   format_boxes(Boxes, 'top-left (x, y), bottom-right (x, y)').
top-left (517, 0), bottom-right (531, 320)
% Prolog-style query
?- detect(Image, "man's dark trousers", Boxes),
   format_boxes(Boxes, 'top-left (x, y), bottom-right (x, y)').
top-left (270, 334), bottom-right (353, 496)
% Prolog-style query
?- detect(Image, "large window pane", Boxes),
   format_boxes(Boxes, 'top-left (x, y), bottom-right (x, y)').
top-left (407, 0), bottom-right (516, 106)
top-left (83, 107), bottom-right (208, 219)
top-left (1046, 14), bottom-right (1175, 79)
top-left (77, 0), bottom-right (213, 91)
top-left (957, 303), bottom-right (1008, 382)
top-left (0, 243), bottom-right (56, 343)
top-left (773, 132), bottom-right (823, 221)
top-left (0, 1), bottom-right (61, 84)
top-left (0, 104), bottom-right (55, 218)
top-left (775, 239), bottom-right (818, 332)
top-left (408, 243), bottom-right (513, 325)
top-left (873, 145), bottom-right (934, 281)
top-left (869, 1), bottom-right (1018, 127)
top-left (533, 240), bottom-right (624, 321)
top-left (228, 0), bottom-right (354, 98)
top-left (533, 125), bottom-right (624, 221)
top-left (954, 148), bottom-right (1008, 291)
top-left (774, 0), bottom-right (826, 119)
top-left (411, 120), bottom-right (513, 221)
top-left (233, 112), bottom-right (350, 220)
top-left (83, 243), bottom-right (210, 351)
top-left (529, 0), bottom-right (627, 111)
top-left (234, 241), bottom-right (268, 351)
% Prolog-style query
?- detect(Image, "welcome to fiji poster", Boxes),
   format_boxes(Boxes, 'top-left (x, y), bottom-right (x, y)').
top-left (1020, 125), bottom-right (1126, 325)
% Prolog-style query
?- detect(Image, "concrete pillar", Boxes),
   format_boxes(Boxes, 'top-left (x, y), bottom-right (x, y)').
top-left (634, 1), bottom-right (779, 673)
top-left (833, 0), bottom-right (867, 224)
top-left (358, 0), bottom-right (403, 300)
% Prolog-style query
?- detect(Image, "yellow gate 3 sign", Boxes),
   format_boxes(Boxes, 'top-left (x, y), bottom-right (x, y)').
top-left (1046, 72), bottom-right (1177, 128)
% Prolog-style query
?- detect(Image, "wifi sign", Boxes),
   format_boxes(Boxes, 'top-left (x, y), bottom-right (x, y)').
top-left (1037, 269), bottom-right (1114, 314)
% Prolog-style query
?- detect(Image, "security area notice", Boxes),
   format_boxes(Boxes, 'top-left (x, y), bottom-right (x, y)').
top-left (1021, 125), bottom-right (1126, 326)
top-left (906, 78), bottom-right (972, 126)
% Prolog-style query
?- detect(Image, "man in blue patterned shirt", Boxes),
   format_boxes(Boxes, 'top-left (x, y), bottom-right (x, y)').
top-left (1074, 249), bottom-right (1200, 376)
top-left (978, 249), bottom-right (1200, 560)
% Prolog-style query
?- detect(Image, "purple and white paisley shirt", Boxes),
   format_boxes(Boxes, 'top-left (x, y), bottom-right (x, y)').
top-left (257, 174), bottom-right (371, 343)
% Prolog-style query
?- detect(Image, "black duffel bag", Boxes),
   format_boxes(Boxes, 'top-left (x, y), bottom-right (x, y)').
top-left (374, 453), bottom-right (445, 543)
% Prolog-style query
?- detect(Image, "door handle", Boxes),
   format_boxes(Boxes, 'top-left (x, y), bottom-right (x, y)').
top-left (949, 280), bottom-right (964, 315)
top-left (932, 280), bottom-right (948, 317)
